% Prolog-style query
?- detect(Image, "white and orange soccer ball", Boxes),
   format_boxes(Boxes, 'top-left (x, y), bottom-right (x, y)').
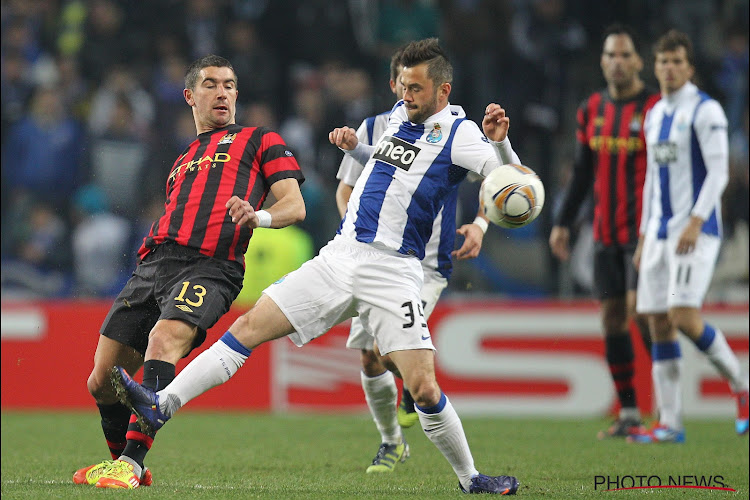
top-left (480, 163), bottom-right (545, 229)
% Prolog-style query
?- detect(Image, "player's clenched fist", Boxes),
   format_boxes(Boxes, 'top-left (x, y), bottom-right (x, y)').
top-left (329, 126), bottom-right (359, 151)
top-left (225, 195), bottom-right (259, 228)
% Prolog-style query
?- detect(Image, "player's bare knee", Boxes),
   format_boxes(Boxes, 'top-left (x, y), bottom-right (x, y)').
top-left (407, 378), bottom-right (441, 408)
top-left (601, 300), bottom-right (627, 334)
top-left (147, 328), bottom-right (194, 362)
top-left (360, 350), bottom-right (385, 377)
top-left (649, 314), bottom-right (673, 341)
top-left (668, 308), bottom-right (702, 338)
top-left (602, 315), bottom-right (628, 336)
top-left (87, 368), bottom-right (115, 402)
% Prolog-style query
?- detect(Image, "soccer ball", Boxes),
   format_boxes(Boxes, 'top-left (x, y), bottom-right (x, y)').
top-left (480, 163), bottom-right (545, 229)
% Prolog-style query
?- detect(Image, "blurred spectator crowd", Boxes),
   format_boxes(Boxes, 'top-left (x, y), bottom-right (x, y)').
top-left (1, 0), bottom-right (748, 301)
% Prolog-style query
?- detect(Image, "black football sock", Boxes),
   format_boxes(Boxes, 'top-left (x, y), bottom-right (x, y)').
top-left (97, 402), bottom-right (132, 459)
top-left (605, 333), bottom-right (638, 412)
top-left (122, 360), bottom-right (176, 470)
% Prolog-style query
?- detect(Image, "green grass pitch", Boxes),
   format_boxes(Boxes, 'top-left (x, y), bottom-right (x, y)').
top-left (1, 411), bottom-right (747, 499)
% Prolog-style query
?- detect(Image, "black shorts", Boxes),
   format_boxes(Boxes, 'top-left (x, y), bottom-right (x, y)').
top-left (593, 242), bottom-right (638, 300)
top-left (100, 242), bottom-right (244, 356)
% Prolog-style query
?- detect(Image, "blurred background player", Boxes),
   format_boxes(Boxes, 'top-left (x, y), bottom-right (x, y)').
top-left (74, 55), bottom-right (305, 488)
top-left (113, 38), bottom-right (522, 495)
top-left (549, 24), bottom-right (660, 439)
top-left (629, 30), bottom-right (749, 443)
top-left (335, 47), bottom-right (499, 472)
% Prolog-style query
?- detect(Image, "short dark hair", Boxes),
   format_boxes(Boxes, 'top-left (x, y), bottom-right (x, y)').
top-left (601, 23), bottom-right (641, 54)
top-left (400, 38), bottom-right (453, 86)
top-left (389, 45), bottom-right (406, 82)
top-left (185, 55), bottom-right (236, 90)
top-left (653, 29), bottom-right (695, 66)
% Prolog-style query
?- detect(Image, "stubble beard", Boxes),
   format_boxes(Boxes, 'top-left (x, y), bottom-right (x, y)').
top-left (407, 95), bottom-right (438, 124)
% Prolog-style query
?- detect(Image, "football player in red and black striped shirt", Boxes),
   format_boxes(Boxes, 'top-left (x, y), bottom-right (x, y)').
top-left (549, 25), bottom-right (660, 439)
top-left (74, 55), bottom-right (305, 488)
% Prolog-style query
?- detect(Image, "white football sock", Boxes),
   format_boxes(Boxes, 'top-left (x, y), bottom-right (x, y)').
top-left (157, 334), bottom-right (249, 417)
top-left (116, 455), bottom-right (142, 480)
top-left (702, 328), bottom-right (747, 393)
top-left (361, 371), bottom-right (402, 445)
top-left (653, 358), bottom-right (682, 430)
top-left (416, 393), bottom-right (478, 491)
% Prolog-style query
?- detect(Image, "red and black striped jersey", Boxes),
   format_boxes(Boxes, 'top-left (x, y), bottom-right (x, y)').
top-left (138, 124), bottom-right (304, 267)
top-left (554, 88), bottom-right (660, 246)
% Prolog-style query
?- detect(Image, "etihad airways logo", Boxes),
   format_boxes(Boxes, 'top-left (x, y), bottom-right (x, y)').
top-left (588, 135), bottom-right (644, 153)
top-left (169, 153), bottom-right (232, 181)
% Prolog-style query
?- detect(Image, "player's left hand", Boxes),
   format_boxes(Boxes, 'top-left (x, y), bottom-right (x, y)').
top-left (226, 195), bottom-right (260, 228)
top-left (452, 223), bottom-right (485, 260)
top-left (676, 216), bottom-right (703, 255)
top-left (482, 103), bottom-right (510, 143)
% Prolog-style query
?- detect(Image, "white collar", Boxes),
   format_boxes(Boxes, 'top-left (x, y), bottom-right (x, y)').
top-left (663, 81), bottom-right (696, 106)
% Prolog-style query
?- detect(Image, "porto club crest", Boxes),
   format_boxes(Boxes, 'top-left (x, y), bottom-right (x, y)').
top-left (426, 123), bottom-right (443, 143)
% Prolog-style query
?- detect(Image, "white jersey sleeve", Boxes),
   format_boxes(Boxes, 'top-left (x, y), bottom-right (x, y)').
top-left (450, 120), bottom-right (503, 177)
top-left (640, 107), bottom-right (656, 235)
top-left (691, 100), bottom-right (729, 221)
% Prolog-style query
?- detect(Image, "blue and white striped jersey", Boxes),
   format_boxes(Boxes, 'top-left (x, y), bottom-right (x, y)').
top-left (336, 106), bottom-right (467, 279)
top-left (337, 101), bottom-right (510, 271)
top-left (641, 82), bottom-right (729, 240)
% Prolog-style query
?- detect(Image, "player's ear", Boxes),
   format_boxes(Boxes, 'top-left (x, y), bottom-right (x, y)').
top-left (440, 82), bottom-right (451, 99)
top-left (184, 88), bottom-right (194, 106)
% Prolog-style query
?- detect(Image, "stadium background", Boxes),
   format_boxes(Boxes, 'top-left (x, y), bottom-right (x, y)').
top-left (1, 0), bottom-right (748, 418)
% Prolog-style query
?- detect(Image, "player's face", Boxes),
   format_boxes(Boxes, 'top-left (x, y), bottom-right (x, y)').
top-left (185, 66), bottom-right (238, 132)
top-left (401, 63), bottom-right (440, 124)
top-left (654, 47), bottom-right (694, 95)
top-left (600, 34), bottom-right (642, 89)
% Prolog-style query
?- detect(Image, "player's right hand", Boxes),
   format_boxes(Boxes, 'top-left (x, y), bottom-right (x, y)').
top-left (549, 226), bottom-right (570, 261)
top-left (329, 127), bottom-right (359, 151)
top-left (226, 195), bottom-right (259, 228)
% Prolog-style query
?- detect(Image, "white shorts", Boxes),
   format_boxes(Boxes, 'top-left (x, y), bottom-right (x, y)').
top-left (636, 232), bottom-right (721, 313)
top-left (346, 268), bottom-right (448, 350)
top-left (263, 235), bottom-right (435, 355)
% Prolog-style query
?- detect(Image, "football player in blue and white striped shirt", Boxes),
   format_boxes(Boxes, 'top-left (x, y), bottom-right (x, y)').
top-left (335, 46), bottom-right (508, 474)
top-left (113, 38), bottom-right (521, 495)
top-left (630, 30), bottom-right (749, 443)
